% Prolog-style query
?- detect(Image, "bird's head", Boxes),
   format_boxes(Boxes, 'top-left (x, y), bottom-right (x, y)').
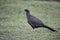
top-left (24, 9), bottom-right (29, 12)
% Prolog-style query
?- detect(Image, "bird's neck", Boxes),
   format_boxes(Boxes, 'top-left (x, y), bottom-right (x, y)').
top-left (26, 12), bottom-right (30, 19)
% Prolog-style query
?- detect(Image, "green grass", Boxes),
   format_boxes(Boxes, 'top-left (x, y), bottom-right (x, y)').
top-left (0, 0), bottom-right (60, 40)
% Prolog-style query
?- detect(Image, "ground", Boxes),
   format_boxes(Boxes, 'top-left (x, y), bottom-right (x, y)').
top-left (0, 0), bottom-right (60, 40)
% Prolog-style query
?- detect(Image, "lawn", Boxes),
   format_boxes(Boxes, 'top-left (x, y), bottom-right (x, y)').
top-left (0, 0), bottom-right (60, 40)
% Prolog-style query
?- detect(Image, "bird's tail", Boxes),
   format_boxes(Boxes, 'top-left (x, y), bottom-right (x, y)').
top-left (43, 25), bottom-right (57, 32)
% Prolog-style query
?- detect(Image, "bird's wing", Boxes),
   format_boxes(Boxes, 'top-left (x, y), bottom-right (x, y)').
top-left (30, 20), bottom-right (44, 26)
top-left (29, 16), bottom-right (44, 26)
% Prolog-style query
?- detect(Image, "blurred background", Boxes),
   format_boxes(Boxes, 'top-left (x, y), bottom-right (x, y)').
top-left (0, 0), bottom-right (60, 40)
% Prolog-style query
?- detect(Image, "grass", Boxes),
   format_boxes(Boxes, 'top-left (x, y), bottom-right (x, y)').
top-left (0, 0), bottom-right (60, 40)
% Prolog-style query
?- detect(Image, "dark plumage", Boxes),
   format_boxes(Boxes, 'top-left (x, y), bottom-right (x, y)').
top-left (24, 9), bottom-right (57, 32)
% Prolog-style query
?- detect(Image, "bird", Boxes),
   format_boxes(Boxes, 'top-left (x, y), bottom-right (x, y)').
top-left (24, 9), bottom-right (57, 32)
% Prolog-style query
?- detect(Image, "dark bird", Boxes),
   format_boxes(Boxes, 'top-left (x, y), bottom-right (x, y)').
top-left (24, 9), bottom-right (57, 32)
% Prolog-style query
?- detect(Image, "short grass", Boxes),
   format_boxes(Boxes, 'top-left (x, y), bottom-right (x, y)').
top-left (0, 0), bottom-right (60, 40)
